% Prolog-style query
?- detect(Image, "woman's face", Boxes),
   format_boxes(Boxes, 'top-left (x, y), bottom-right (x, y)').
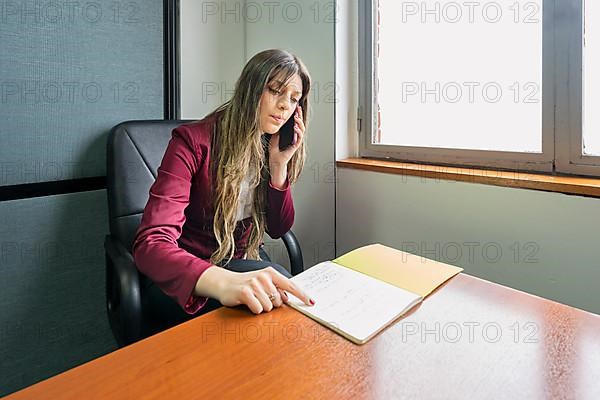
top-left (259, 73), bottom-right (303, 134)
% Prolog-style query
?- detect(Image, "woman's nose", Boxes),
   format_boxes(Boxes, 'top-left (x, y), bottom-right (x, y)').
top-left (277, 97), bottom-right (292, 110)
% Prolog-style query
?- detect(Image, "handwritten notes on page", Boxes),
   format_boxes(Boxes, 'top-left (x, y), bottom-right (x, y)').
top-left (287, 261), bottom-right (423, 345)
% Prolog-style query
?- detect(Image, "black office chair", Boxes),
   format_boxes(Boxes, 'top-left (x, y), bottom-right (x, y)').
top-left (104, 120), bottom-right (304, 347)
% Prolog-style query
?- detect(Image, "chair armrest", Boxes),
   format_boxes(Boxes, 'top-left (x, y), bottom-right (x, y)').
top-left (104, 235), bottom-right (142, 346)
top-left (281, 231), bottom-right (304, 276)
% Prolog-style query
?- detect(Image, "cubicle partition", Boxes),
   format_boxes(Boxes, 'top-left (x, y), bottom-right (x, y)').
top-left (0, 0), bottom-right (165, 394)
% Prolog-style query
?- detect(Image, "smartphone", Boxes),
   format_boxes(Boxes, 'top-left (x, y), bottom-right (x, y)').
top-left (278, 110), bottom-right (296, 151)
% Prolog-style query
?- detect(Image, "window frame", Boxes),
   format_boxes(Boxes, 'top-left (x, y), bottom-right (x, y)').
top-left (359, 0), bottom-right (600, 177)
top-left (555, 0), bottom-right (600, 175)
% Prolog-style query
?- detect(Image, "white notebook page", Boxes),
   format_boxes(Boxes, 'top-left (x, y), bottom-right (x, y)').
top-left (287, 261), bottom-right (423, 344)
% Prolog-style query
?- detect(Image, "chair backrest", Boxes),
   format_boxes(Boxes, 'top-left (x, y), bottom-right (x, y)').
top-left (106, 120), bottom-right (193, 251)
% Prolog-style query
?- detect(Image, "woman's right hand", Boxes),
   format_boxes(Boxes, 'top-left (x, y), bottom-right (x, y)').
top-left (194, 266), bottom-right (314, 314)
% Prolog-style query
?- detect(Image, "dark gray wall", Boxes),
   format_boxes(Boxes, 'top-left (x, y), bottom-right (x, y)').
top-left (0, 0), bottom-right (164, 395)
top-left (0, 1), bottom-right (164, 185)
top-left (0, 190), bottom-right (116, 394)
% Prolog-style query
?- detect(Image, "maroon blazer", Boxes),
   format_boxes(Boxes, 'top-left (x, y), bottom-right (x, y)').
top-left (132, 112), bottom-right (294, 314)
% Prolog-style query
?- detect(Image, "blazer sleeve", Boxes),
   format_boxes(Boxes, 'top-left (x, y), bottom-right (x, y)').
top-left (132, 125), bottom-right (212, 314)
top-left (265, 177), bottom-right (295, 239)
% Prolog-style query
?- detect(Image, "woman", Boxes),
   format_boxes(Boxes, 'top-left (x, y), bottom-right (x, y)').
top-left (133, 49), bottom-right (314, 320)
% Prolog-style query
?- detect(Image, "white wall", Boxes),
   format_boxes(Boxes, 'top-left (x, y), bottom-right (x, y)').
top-left (180, 0), bottom-right (245, 118)
top-left (180, 0), bottom-right (336, 269)
top-left (335, 0), bottom-right (600, 315)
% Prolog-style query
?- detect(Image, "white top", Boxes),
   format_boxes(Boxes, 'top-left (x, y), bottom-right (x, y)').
top-left (235, 165), bottom-right (256, 222)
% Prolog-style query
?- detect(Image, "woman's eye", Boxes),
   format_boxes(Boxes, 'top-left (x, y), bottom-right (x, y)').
top-left (269, 88), bottom-right (298, 103)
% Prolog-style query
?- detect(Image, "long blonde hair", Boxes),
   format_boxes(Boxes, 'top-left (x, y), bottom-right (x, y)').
top-left (204, 49), bottom-right (311, 266)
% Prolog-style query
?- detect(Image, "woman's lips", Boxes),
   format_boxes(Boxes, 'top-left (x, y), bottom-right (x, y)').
top-left (270, 115), bottom-right (283, 123)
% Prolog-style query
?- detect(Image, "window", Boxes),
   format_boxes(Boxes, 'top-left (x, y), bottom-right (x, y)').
top-left (359, 0), bottom-right (600, 177)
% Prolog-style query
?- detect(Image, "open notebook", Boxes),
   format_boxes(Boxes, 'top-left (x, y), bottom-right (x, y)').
top-left (286, 244), bottom-right (463, 345)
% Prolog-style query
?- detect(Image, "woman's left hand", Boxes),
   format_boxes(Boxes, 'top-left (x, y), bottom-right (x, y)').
top-left (268, 105), bottom-right (305, 169)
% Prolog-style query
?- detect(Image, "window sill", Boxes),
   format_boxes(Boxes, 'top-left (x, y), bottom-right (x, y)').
top-left (336, 158), bottom-right (600, 198)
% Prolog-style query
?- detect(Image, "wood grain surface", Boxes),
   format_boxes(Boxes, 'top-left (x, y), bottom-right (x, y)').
top-left (4, 274), bottom-right (600, 400)
top-left (337, 158), bottom-right (600, 198)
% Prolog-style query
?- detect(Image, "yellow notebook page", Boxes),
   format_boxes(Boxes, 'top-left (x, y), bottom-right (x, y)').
top-left (333, 243), bottom-right (463, 298)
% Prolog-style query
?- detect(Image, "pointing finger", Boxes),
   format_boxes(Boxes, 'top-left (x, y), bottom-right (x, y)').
top-left (267, 268), bottom-right (314, 306)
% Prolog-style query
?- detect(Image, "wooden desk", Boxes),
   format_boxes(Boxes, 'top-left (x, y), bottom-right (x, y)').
top-left (4, 274), bottom-right (600, 399)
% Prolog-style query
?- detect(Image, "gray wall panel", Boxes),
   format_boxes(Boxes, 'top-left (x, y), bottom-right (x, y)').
top-left (0, 0), bottom-right (164, 185)
top-left (0, 190), bottom-right (117, 395)
top-left (0, 0), bottom-right (164, 395)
